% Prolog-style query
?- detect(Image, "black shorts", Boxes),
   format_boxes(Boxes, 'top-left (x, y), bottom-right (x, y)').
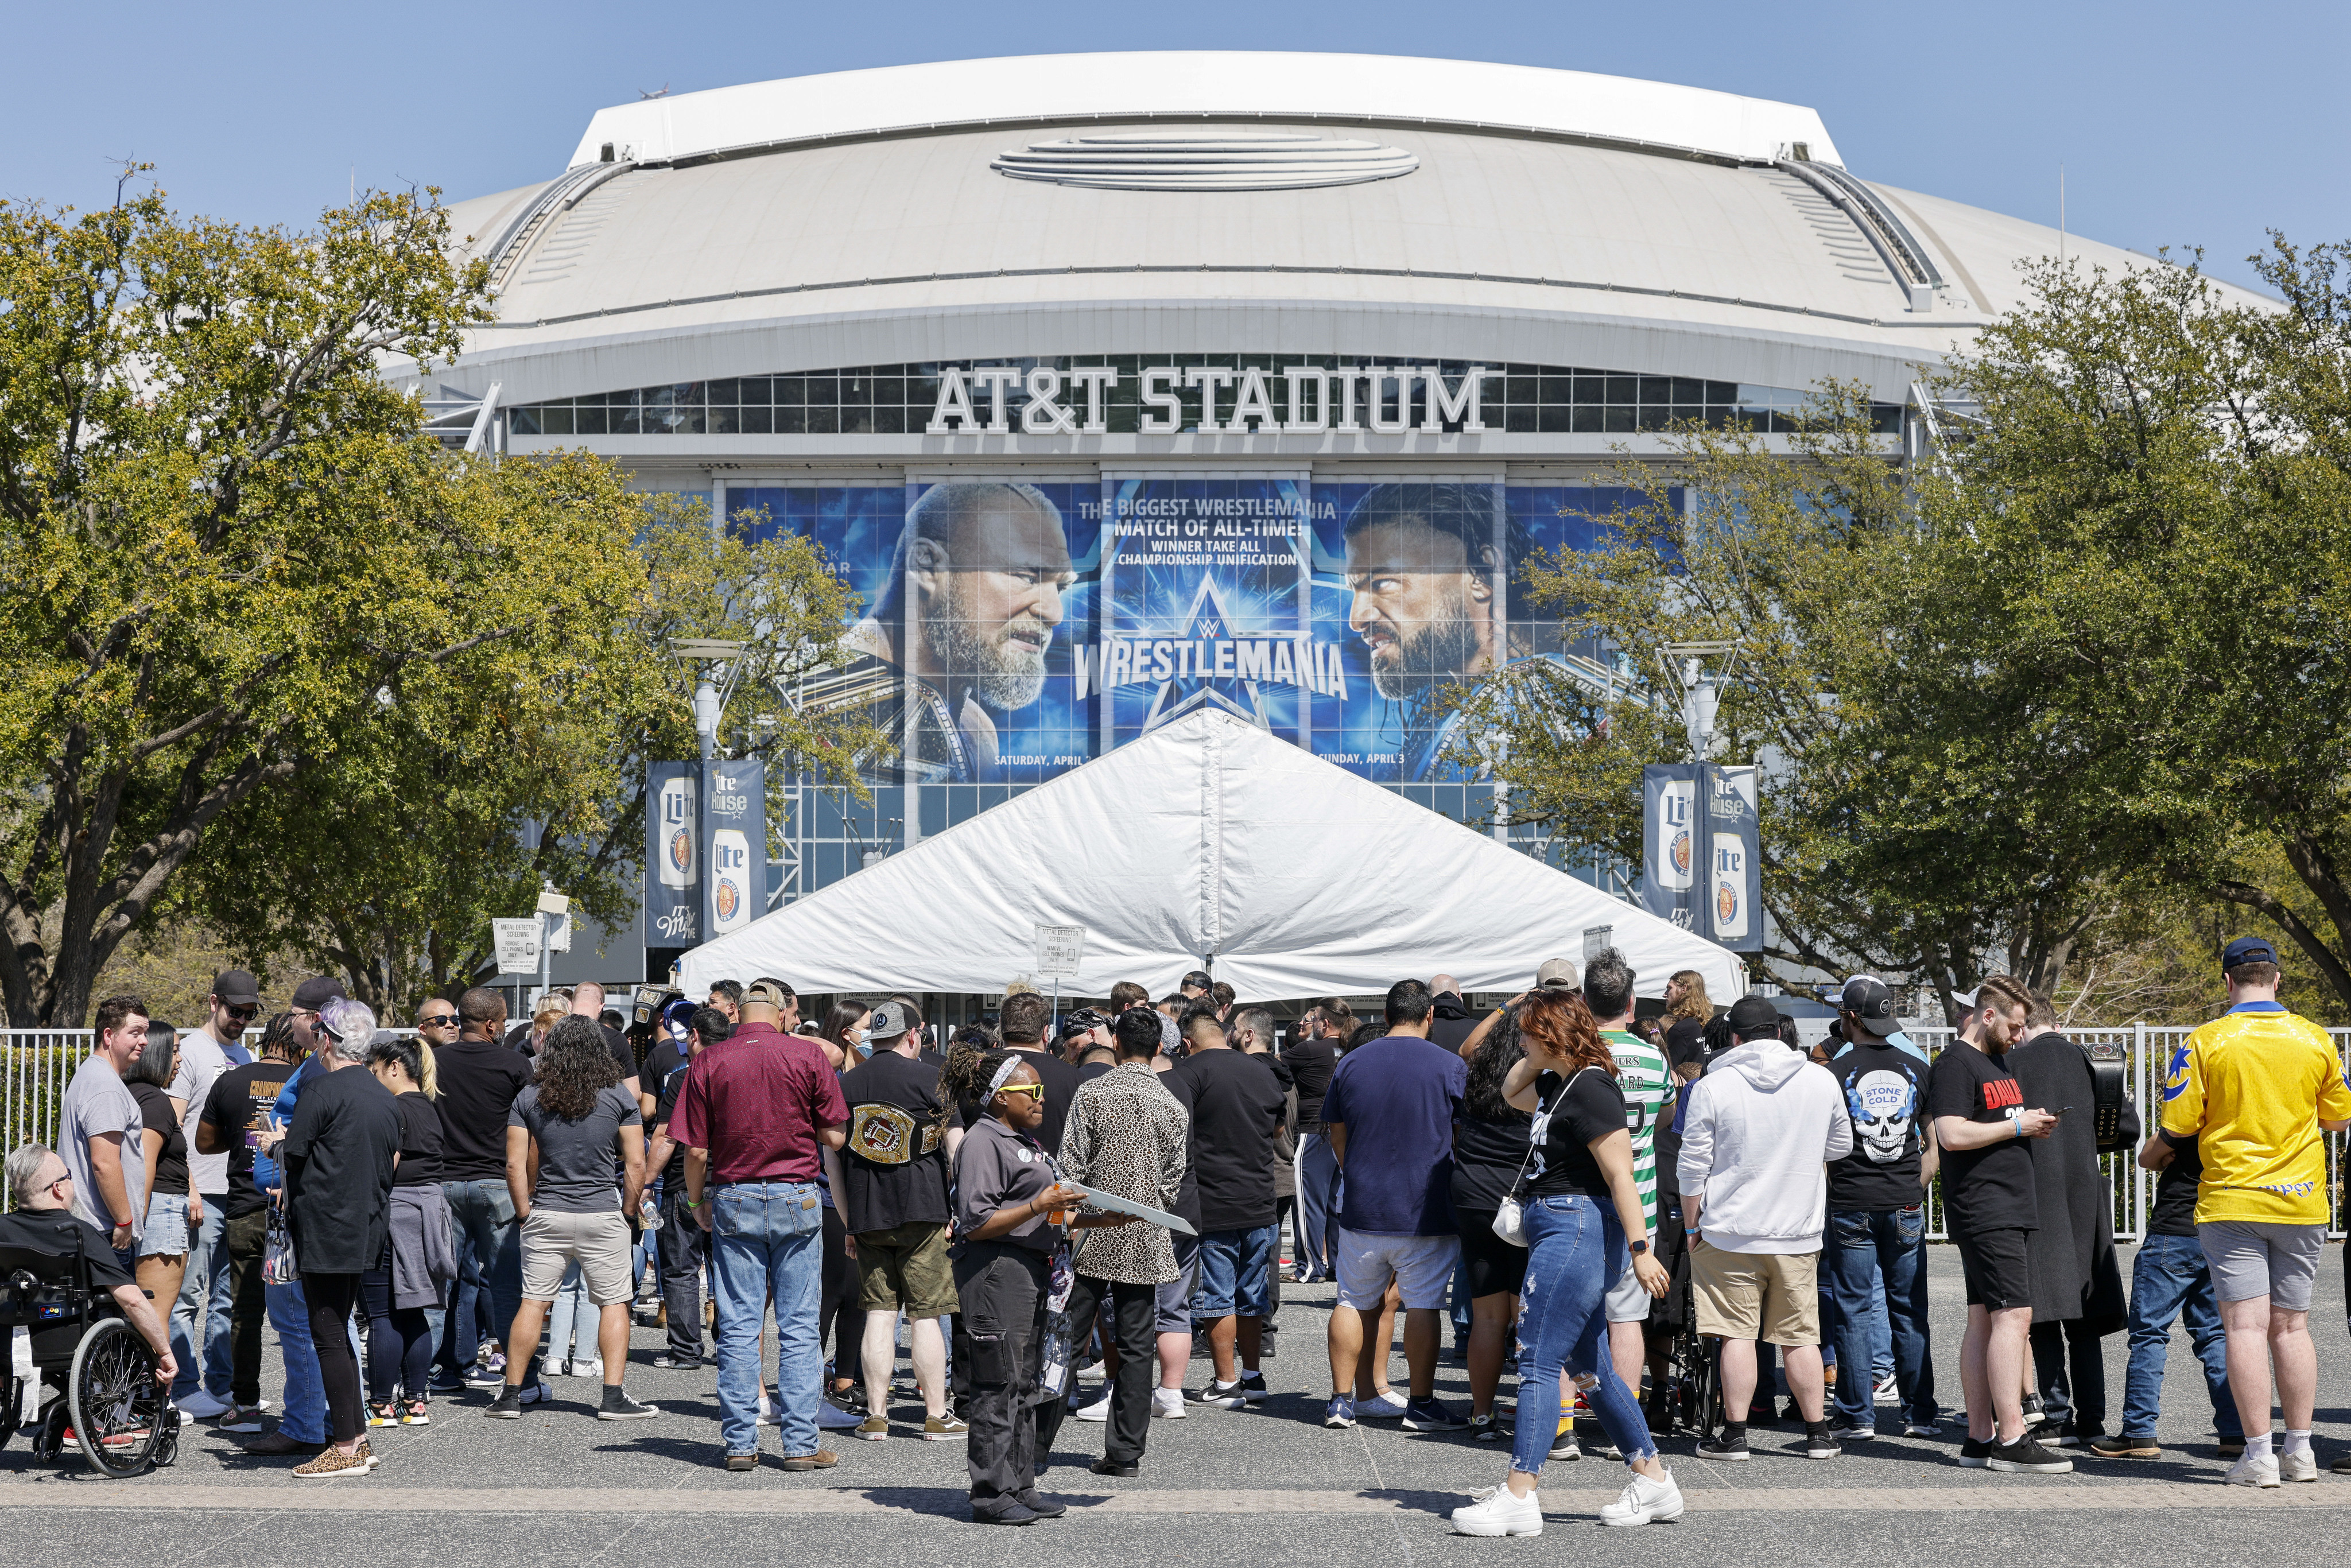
top-left (1954, 1226), bottom-right (2034, 1311)
top-left (1455, 1208), bottom-right (1529, 1300)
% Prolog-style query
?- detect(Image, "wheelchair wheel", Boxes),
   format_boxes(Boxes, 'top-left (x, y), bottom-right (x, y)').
top-left (68, 1318), bottom-right (163, 1478)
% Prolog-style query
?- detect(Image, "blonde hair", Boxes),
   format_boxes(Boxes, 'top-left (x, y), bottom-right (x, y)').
top-left (1665, 970), bottom-right (1712, 1024)
top-left (533, 994), bottom-right (569, 1026)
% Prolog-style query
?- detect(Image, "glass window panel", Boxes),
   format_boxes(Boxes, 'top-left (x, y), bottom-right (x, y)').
top-left (1504, 405), bottom-right (1537, 433)
top-left (805, 406), bottom-right (839, 435)
top-left (574, 406), bottom-right (607, 435)
top-left (708, 378), bottom-right (739, 406)
top-left (1570, 405), bottom-right (1601, 433)
top-left (874, 406), bottom-right (907, 434)
top-left (1604, 377), bottom-right (1639, 405)
top-left (708, 406), bottom-right (738, 434)
top-left (740, 405), bottom-right (773, 434)
top-left (774, 406), bottom-right (806, 434)
top-left (774, 377), bottom-right (807, 408)
top-left (1503, 375), bottom-right (1538, 405)
top-left (1603, 406), bottom-right (1636, 433)
top-left (507, 407), bottom-right (542, 436)
top-left (1537, 403), bottom-right (1572, 434)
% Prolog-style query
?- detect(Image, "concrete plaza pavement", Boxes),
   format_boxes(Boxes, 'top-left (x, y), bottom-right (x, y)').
top-left (4, 1240), bottom-right (2349, 1567)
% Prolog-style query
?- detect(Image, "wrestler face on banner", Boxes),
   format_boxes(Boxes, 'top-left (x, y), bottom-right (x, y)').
top-left (1342, 490), bottom-right (1503, 700)
top-left (849, 482), bottom-right (1075, 704)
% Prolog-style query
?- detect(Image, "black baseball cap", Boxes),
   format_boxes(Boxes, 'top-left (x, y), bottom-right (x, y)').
top-left (1725, 995), bottom-right (1781, 1039)
top-left (210, 969), bottom-right (262, 1007)
top-left (1839, 976), bottom-right (1900, 1038)
top-left (1065, 1007), bottom-right (1110, 1032)
top-left (290, 976), bottom-right (345, 1011)
top-left (2222, 937), bottom-right (2278, 971)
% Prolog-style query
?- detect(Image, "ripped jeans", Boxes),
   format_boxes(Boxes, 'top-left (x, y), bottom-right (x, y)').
top-left (1512, 1193), bottom-right (1656, 1476)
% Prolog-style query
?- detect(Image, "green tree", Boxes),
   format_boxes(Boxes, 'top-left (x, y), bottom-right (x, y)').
top-left (0, 181), bottom-right (495, 1026)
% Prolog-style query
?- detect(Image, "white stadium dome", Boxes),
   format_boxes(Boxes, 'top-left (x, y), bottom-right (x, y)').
top-left (396, 53), bottom-right (2255, 951)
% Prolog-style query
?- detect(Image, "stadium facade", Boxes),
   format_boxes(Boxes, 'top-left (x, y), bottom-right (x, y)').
top-left (392, 52), bottom-right (2154, 975)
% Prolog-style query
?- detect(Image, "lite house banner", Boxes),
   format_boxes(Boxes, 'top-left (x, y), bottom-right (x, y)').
top-left (1640, 764), bottom-right (1700, 931)
top-left (733, 478), bottom-right (1673, 791)
top-left (645, 761), bottom-right (701, 948)
top-left (702, 758), bottom-right (767, 940)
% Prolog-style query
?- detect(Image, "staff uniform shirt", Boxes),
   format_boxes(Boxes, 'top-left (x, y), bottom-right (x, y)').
top-left (669, 1023), bottom-right (848, 1185)
top-left (957, 1046), bottom-right (1078, 1158)
top-left (836, 1050), bottom-right (953, 1232)
top-left (2160, 1001), bottom-right (2351, 1226)
top-left (953, 1116), bottom-right (1057, 1254)
top-left (1320, 1033), bottom-right (1468, 1236)
top-left (200, 1059), bottom-right (298, 1219)
top-left (1825, 1039), bottom-right (1929, 1210)
top-left (1925, 1042), bottom-right (2036, 1234)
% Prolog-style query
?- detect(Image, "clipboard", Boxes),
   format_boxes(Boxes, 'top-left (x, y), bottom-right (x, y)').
top-left (1073, 1183), bottom-right (1197, 1236)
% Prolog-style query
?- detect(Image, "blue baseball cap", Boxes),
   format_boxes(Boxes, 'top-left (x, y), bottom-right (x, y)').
top-left (2222, 937), bottom-right (2278, 970)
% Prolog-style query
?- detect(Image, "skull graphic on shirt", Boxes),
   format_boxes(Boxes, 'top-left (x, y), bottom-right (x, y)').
top-left (1849, 1068), bottom-right (1916, 1163)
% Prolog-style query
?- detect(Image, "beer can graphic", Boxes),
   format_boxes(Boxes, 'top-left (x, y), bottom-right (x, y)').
top-left (1712, 839), bottom-right (1750, 941)
top-left (659, 776), bottom-right (697, 888)
top-left (1654, 779), bottom-right (1694, 891)
top-left (709, 828), bottom-right (751, 935)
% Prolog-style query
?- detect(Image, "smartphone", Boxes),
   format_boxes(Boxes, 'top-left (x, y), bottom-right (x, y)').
top-left (2055, 1106), bottom-right (2072, 1116)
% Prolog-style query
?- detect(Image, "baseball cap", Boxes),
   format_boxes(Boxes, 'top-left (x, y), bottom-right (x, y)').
top-left (1725, 995), bottom-right (1781, 1039)
top-left (1839, 976), bottom-right (1900, 1037)
top-left (290, 976), bottom-right (345, 1011)
top-left (1065, 1007), bottom-right (1110, 1033)
top-left (211, 969), bottom-right (262, 1007)
top-left (744, 979), bottom-right (795, 1010)
top-left (2222, 936), bottom-right (2278, 970)
top-left (865, 1000), bottom-right (913, 1041)
top-left (1534, 957), bottom-right (1581, 991)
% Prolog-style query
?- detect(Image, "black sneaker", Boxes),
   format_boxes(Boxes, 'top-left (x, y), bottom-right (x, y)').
top-left (1957, 1436), bottom-right (1993, 1468)
top-left (647, 1354), bottom-right (703, 1372)
top-left (1825, 1417), bottom-right (1876, 1442)
top-left (483, 1387), bottom-right (523, 1420)
top-left (2055, 1425), bottom-right (2103, 1448)
top-left (2018, 1392), bottom-right (2046, 1429)
top-left (1090, 1457), bottom-right (1139, 1477)
top-left (1986, 1434), bottom-right (2073, 1473)
top-left (2089, 1434), bottom-right (2160, 1458)
top-left (1186, 1380), bottom-right (1247, 1410)
top-left (1238, 1372), bottom-right (1270, 1404)
top-left (1803, 1427), bottom-right (1843, 1459)
top-left (1697, 1431), bottom-right (1750, 1462)
top-left (2330, 1451), bottom-right (2351, 1475)
top-left (598, 1390), bottom-right (661, 1420)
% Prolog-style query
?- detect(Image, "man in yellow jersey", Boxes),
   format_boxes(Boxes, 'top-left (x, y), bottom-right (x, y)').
top-left (2158, 937), bottom-right (2351, 1488)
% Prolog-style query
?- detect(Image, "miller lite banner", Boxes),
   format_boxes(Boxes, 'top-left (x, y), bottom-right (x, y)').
top-left (646, 762), bottom-right (701, 948)
top-left (1641, 763), bottom-right (1762, 953)
top-left (701, 759), bottom-right (767, 941)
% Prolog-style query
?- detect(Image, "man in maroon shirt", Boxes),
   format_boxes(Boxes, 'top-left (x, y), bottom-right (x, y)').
top-left (676, 976), bottom-right (850, 1471)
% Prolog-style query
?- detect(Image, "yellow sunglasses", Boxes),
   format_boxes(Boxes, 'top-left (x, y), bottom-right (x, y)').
top-left (995, 1082), bottom-right (1045, 1101)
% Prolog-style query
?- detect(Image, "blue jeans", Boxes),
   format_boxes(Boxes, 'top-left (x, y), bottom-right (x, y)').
top-left (709, 1181), bottom-right (825, 1457)
top-left (2121, 1232), bottom-right (2240, 1442)
top-left (442, 1179), bottom-right (532, 1384)
top-left (1293, 1135), bottom-right (1340, 1280)
top-left (546, 1260), bottom-right (592, 1364)
top-left (170, 1198), bottom-right (233, 1399)
top-left (265, 1278), bottom-right (328, 1443)
top-left (1192, 1224), bottom-right (1279, 1318)
top-left (1824, 1206), bottom-right (1937, 1427)
top-left (1512, 1194), bottom-right (1655, 1474)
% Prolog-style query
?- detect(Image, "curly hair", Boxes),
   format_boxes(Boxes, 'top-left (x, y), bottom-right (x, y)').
top-left (534, 1014), bottom-right (620, 1121)
top-left (1664, 969), bottom-right (1713, 1025)
top-left (258, 1011), bottom-right (302, 1062)
top-left (1464, 1007), bottom-right (1535, 1125)
top-left (939, 1036), bottom-right (1027, 1123)
top-left (1519, 989), bottom-right (1616, 1079)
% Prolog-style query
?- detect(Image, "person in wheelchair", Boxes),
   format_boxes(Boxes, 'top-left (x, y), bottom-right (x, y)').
top-left (1, 1142), bottom-right (177, 1470)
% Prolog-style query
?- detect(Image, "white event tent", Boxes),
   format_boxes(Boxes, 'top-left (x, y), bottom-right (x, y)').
top-left (678, 711), bottom-right (1744, 1003)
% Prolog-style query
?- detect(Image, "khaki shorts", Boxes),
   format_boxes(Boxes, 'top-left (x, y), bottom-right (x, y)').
top-left (856, 1221), bottom-right (958, 1318)
top-left (520, 1208), bottom-right (635, 1306)
top-left (1690, 1237), bottom-right (1819, 1345)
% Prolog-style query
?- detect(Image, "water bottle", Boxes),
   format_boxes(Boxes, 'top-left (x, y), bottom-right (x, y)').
top-left (639, 1192), bottom-right (662, 1232)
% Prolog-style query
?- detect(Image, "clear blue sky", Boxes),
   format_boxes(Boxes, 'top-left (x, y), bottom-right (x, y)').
top-left (9, 2), bottom-right (2341, 293)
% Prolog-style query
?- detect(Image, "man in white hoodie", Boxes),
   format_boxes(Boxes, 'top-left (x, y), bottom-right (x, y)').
top-left (1678, 995), bottom-right (1852, 1462)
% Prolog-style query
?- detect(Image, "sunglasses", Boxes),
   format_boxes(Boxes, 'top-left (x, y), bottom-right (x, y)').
top-left (219, 1003), bottom-right (258, 1022)
top-left (420, 1013), bottom-right (460, 1027)
top-left (995, 1082), bottom-right (1045, 1102)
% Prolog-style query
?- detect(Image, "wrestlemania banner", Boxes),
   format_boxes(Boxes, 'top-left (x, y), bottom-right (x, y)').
top-left (730, 478), bottom-right (1673, 789)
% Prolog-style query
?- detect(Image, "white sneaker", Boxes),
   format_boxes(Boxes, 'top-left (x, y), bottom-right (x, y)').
top-left (1872, 1373), bottom-right (1901, 1408)
top-left (177, 1389), bottom-right (230, 1419)
top-left (1073, 1392), bottom-right (1112, 1423)
top-left (757, 1394), bottom-right (777, 1426)
top-left (1358, 1389), bottom-right (1411, 1419)
top-left (2279, 1450), bottom-right (2318, 1484)
top-left (567, 1357), bottom-right (603, 1379)
top-left (1152, 1387), bottom-right (1186, 1419)
top-left (2226, 1454), bottom-right (2282, 1488)
top-left (1600, 1468), bottom-right (1685, 1528)
top-left (1451, 1485), bottom-right (1543, 1537)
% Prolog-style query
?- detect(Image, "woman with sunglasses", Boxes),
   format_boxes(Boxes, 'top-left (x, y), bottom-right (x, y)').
top-left (940, 1039), bottom-right (1132, 1525)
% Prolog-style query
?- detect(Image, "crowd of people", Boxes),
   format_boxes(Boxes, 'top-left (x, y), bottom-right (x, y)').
top-left (13, 936), bottom-right (2348, 1524)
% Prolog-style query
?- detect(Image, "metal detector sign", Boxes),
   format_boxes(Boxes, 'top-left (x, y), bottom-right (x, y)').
top-left (645, 762), bottom-right (700, 947)
top-left (491, 918), bottom-right (541, 976)
top-left (1033, 925), bottom-right (1085, 979)
top-left (702, 759), bottom-right (767, 941)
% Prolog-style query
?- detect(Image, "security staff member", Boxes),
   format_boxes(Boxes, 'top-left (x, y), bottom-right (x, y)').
top-left (941, 1041), bottom-right (1133, 1525)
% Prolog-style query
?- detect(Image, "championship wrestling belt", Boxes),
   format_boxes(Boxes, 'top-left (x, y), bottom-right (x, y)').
top-left (849, 1103), bottom-right (919, 1165)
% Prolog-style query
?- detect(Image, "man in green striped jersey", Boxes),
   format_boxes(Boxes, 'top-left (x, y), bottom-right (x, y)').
top-left (1584, 950), bottom-right (1673, 1398)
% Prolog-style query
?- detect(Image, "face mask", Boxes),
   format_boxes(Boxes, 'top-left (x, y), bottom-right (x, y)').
top-left (854, 1028), bottom-right (873, 1058)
